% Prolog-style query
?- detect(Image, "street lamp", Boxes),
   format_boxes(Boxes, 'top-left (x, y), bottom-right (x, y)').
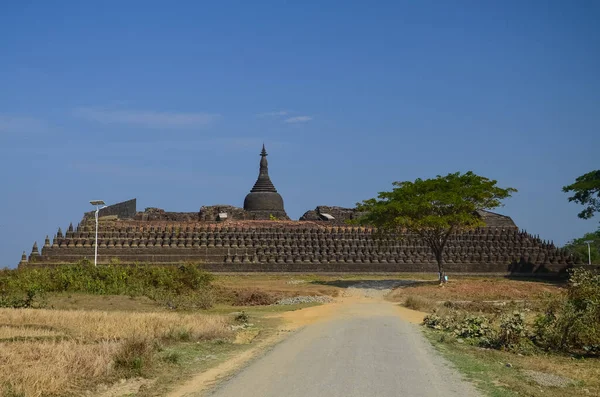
top-left (90, 200), bottom-right (106, 266)
top-left (584, 240), bottom-right (594, 265)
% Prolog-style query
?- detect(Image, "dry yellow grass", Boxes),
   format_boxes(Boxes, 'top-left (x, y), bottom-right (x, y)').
top-left (0, 308), bottom-right (231, 341)
top-left (388, 278), bottom-right (563, 304)
top-left (1, 340), bottom-right (119, 397)
top-left (0, 325), bottom-right (66, 340)
top-left (0, 309), bottom-right (232, 397)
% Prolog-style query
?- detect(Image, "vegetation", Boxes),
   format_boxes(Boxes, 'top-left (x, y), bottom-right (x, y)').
top-left (563, 228), bottom-right (600, 264)
top-left (422, 268), bottom-right (600, 356)
top-left (563, 170), bottom-right (600, 221)
top-left (0, 308), bottom-right (231, 396)
top-left (0, 261), bottom-right (214, 309)
top-left (414, 270), bottom-right (600, 396)
top-left (534, 268), bottom-right (600, 354)
top-left (355, 171), bottom-right (516, 282)
top-left (426, 330), bottom-right (599, 397)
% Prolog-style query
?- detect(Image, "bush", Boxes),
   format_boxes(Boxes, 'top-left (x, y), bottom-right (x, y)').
top-left (153, 288), bottom-right (216, 310)
top-left (0, 263), bottom-right (214, 307)
top-left (114, 338), bottom-right (154, 376)
top-left (235, 311), bottom-right (249, 323)
top-left (424, 269), bottom-right (600, 356)
top-left (534, 268), bottom-right (600, 354)
top-left (232, 289), bottom-right (278, 306)
top-left (494, 311), bottom-right (530, 351)
top-left (0, 289), bottom-right (45, 309)
top-left (423, 312), bottom-right (447, 330)
top-left (454, 314), bottom-right (492, 340)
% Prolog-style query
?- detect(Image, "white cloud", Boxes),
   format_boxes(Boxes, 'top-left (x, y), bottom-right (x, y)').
top-left (0, 115), bottom-right (46, 134)
top-left (284, 116), bottom-right (313, 123)
top-left (73, 107), bottom-right (220, 128)
top-left (256, 111), bottom-right (289, 118)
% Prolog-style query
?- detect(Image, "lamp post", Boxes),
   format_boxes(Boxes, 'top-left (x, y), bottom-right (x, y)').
top-left (584, 240), bottom-right (594, 265)
top-left (90, 200), bottom-right (106, 266)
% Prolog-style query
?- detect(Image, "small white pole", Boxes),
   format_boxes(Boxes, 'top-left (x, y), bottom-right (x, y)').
top-left (584, 240), bottom-right (594, 265)
top-left (95, 205), bottom-right (99, 267)
top-left (90, 200), bottom-right (106, 267)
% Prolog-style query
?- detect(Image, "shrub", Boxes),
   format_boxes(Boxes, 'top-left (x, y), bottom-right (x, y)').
top-left (114, 338), bottom-right (154, 376)
top-left (534, 268), bottom-right (600, 354)
top-left (423, 312), bottom-right (445, 329)
top-left (235, 311), bottom-right (249, 323)
top-left (176, 263), bottom-right (214, 291)
top-left (454, 314), bottom-right (492, 340)
top-left (424, 310), bottom-right (495, 347)
top-left (424, 269), bottom-right (600, 356)
top-left (0, 263), bottom-right (214, 306)
top-left (0, 289), bottom-right (45, 309)
top-left (404, 295), bottom-right (434, 311)
top-left (232, 289), bottom-right (278, 306)
top-left (423, 311), bottom-right (457, 331)
top-left (153, 288), bottom-right (216, 310)
top-left (494, 311), bottom-right (530, 351)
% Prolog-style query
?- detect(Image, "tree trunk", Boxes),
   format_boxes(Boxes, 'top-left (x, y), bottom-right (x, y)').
top-left (436, 252), bottom-right (447, 284)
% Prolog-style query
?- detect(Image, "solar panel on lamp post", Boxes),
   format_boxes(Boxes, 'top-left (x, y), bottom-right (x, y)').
top-left (90, 200), bottom-right (106, 266)
top-left (584, 240), bottom-right (594, 265)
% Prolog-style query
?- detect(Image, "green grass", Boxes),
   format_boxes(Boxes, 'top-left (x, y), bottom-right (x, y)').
top-left (425, 330), bottom-right (517, 397)
top-left (138, 339), bottom-right (252, 397)
top-left (424, 329), bottom-right (599, 397)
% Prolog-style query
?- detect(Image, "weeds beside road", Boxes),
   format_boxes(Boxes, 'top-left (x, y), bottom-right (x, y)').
top-left (388, 270), bottom-right (600, 397)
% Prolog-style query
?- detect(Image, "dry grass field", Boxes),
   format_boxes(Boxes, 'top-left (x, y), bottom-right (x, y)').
top-left (387, 276), bottom-right (564, 311)
top-left (0, 309), bottom-right (232, 397)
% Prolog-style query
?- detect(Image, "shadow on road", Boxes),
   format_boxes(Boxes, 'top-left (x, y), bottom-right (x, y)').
top-left (311, 279), bottom-right (418, 290)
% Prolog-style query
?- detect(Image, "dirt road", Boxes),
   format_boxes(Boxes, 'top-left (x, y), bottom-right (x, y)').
top-left (175, 281), bottom-right (480, 397)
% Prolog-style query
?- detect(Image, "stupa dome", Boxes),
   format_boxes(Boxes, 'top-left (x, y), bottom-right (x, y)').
top-left (243, 145), bottom-right (287, 216)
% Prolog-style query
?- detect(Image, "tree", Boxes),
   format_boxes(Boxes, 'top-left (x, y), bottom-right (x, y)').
top-left (563, 228), bottom-right (600, 264)
top-left (355, 172), bottom-right (517, 283)
top-left (562, 170), bottom-right (600, 221)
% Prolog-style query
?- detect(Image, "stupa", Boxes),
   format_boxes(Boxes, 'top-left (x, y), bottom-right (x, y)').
top-left (243, 144), bottom-right (288, 220)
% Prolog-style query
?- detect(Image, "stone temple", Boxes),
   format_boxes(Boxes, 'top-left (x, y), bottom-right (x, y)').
top-left (19, 145), bottom-right (574, 273)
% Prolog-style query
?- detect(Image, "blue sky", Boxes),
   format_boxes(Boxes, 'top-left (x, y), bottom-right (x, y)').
top-left (1, 1), bottom-right (598, 267)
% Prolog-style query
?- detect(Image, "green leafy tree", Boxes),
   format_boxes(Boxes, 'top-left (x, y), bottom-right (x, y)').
top-left (562, 170), bottom-right (600, 221)
top-left (355, 172), bottom-right (517, 283)
top-left (563, 229), bottom-right (600, 264)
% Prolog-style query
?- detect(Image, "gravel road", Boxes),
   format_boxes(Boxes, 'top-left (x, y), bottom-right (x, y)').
top-left (208, 284), bottom-right (480, 397)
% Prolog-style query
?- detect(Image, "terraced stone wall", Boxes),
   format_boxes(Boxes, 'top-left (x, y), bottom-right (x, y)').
top-left (23, 221), bottom-right (572, 274)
